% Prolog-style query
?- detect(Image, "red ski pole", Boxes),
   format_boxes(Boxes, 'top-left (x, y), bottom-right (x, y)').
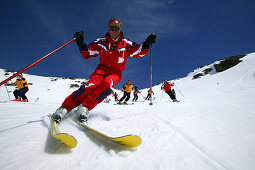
top-left (149, 44), bottom-right (153, 105)
top-left (0, 38), bottom-right (76, 86)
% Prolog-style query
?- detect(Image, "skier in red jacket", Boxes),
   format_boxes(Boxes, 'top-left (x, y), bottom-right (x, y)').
top-left (161, 80), bottom-right (178, 102)
top-left (112, 91), bottom-right (119, 102)
top-left (52, 17), bottom-right (156, 123)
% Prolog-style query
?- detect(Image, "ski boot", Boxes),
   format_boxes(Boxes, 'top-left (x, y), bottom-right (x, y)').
top-left (74, 104), bottom-right (90, 123)
top-left (51, 106), bottom-right (67, 124)
top-left (173, 99), bottom-right (179, 103)
top-left (12, 98), bottom-right (21, 101)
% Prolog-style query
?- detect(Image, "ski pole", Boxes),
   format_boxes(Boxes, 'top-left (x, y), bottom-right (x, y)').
top-left (139, 92), bottom-right (145, 98)
top-left (118, 91), bottom-right (123, 98)
top-left (139, 92), bottom-right (146, 101)
top-left (19, 89), bottom-right (22, 100)
top-left (174, 83), bottom-right (184, 97)
top-left (0, 38), bottom-right (76, 86)
top-left (5, 85), bottom-right (11, 101)
top-left (160, 89), bottom-right (164, 103)
top-left (149, 44), bottom-right (153, 105)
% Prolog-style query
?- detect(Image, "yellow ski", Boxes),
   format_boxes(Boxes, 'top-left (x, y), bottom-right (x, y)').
top-left (50, 115), bottom-right (77, 148)
top-left (74, 120), bottom-right (142, 147)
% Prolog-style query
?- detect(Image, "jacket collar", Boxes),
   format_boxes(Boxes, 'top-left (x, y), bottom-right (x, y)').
top-left (105, 32), bottom-right (123, 43)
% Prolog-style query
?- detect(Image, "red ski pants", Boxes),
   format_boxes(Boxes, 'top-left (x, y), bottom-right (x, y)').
top-left (62, 66), bottom-right (121, 111)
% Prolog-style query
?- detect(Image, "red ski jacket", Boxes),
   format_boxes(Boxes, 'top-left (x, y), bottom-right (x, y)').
top-left (161, 83), bottom-right (174, 91)
top-left (80, 32), bottom-right (149, 73)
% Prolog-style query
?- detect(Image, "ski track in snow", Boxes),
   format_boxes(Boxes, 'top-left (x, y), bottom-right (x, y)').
top-left (150, 111), bottom-right (228, 170)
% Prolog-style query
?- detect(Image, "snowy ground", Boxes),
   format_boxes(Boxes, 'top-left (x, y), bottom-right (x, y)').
top-left (0, 52), bottom-right (255, 170)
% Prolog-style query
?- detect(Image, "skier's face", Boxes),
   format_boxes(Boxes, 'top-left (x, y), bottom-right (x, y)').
top-left (108, 20), bottom-right (121, 40)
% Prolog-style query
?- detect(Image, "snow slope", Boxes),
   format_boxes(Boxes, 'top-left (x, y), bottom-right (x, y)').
top-left (0, 52), bottom-right (255, 170)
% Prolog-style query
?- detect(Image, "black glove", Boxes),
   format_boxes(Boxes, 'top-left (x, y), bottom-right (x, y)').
top-left (143, 34), bottom-right (156, 49)
top-left (73, 31), bottom-right (87, 51)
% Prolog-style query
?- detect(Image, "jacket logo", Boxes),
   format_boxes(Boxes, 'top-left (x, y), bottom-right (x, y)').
top-left (118, 57), bottom-right (124, 63)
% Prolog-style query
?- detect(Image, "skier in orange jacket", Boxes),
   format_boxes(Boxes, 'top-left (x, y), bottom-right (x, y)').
top-left (7, 74), bottom-right (29, 102)
top-left (145, 88), bottom-right (154, 100)
top-left (118, 80), bottom-right (134, 105)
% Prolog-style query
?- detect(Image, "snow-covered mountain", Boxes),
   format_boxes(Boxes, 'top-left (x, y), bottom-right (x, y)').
top-left (0, 52), bottom-right (255, 170)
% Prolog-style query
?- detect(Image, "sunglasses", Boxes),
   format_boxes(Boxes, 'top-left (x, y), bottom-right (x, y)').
top-left (108, 26), bottom-right (121, 31)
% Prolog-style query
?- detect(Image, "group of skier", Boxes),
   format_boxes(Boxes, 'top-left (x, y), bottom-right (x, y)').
top-left (112, 79), bottom-right (178, 104)
top-left (3, 17), bottom-right (179, 125)
top-left (5, 72), bottom-right (178, 107)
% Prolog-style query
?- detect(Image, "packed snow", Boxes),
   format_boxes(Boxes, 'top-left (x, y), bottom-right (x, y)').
top-left (0, 52), bottom-right (255, 170)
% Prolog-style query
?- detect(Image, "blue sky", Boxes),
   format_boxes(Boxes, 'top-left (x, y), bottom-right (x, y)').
top-left (0, 0), bottom-right (254, 89)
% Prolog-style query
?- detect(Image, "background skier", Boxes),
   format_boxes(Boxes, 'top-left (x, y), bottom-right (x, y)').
top-left (112, 91), bottom-right (119, 101)
top-left (161, 80), bottom-right (178, 102)
top-left (145, 88), bottom-right (154, 100)
top-left (132, 86), bottom-right (140, 102)
top-left (52, 17), bottom-right (156, 123)
top-left (118, 80), bottom-right (134, 105)
top-left (7, 74), bottom-right (29, 102)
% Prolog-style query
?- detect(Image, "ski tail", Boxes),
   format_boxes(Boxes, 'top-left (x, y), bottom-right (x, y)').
top-left (73, 119), bottom-right (142, 147)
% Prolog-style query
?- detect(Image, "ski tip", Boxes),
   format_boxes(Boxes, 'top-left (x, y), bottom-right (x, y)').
top-left (54, 133), bottom-right (77, 148)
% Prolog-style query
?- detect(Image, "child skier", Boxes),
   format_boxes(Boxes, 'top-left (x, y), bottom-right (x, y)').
top-left (145, 88), bottom-right (154, 100)
top-left (52, 18), bottom-right (156, 123)
top-left (132, 86), bottom-right (140, 102)
top-left (112, 91), bottom-right (119, 102)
